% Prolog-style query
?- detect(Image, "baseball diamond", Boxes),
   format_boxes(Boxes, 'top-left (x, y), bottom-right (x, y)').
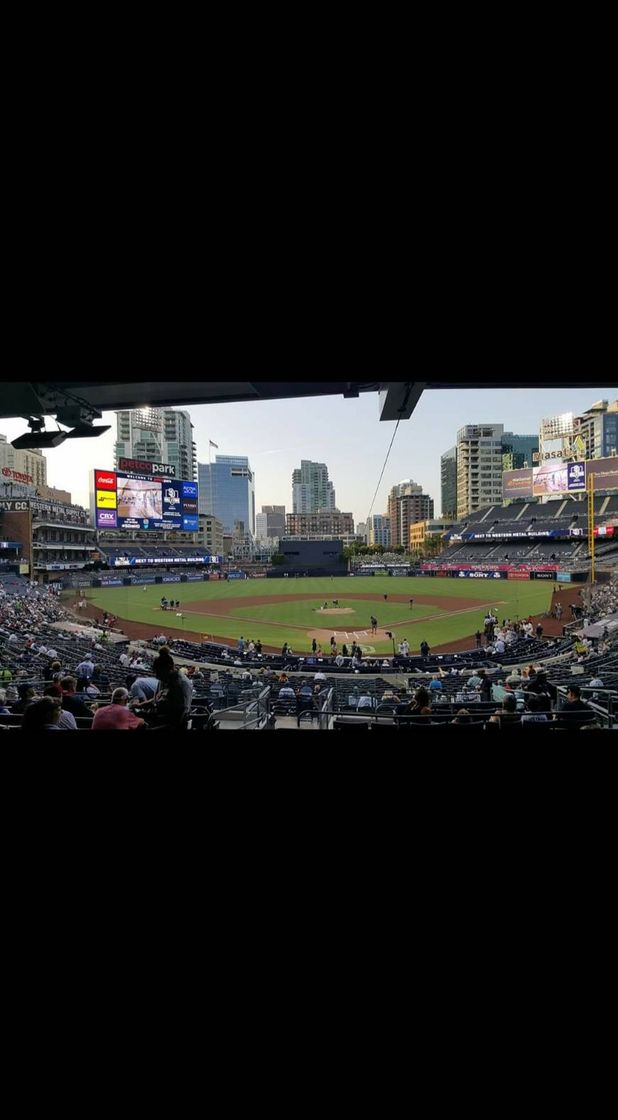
top-left (69, 576), bottom-right (555, 655)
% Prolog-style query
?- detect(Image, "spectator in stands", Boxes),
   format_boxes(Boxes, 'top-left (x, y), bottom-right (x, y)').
top-left (467, 670), bottom-right (482, 688)
top-left (127, 674), bottom-right (160, 703)
top-left (488, 694), bottom-right (520, 727)
top-left (475, 630), bottom-right (482, 648)
top-left (0, 688), bottom-right (10, 714)
top-left (314, 670), bottom-right (327, 682)
top-left (91, 688), bottom-right (147, 730)
top-left (555, 685), bottom-right (592, 729)
top-left (420, 640), bottom-right (429, 658)
top-left (143, 653), bottom-right (193, 729)
top-left (428, 674), bottom-right (443, 693)
top-left (75, 655), bottom-right (95, 679)
top-left (60, 677), bottom-right (94, 719)
top-left (278, 681), bottom-right (296, 700)
top-left (43, 685), bottom-right (77, 729)
top-left (21, 696), bottom-right (64, 731)
top-left (478, 670), bottom-right (492, 703)
top-left (396, 687), bottom-right (432, 717)
top-left (11, 683), bottom-right (37, 713)
top-left (451, 709), bottom-right (472, 724)
top-left (521, 695), bottom-right (549, 724)
top-left (536, 624), bottom-right (544, 639)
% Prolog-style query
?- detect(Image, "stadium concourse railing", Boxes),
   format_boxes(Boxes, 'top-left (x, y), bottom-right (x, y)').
top-left (205, 685), bottom-right (272, 730)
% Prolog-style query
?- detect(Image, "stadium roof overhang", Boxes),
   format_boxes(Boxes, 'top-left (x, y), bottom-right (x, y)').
top-left (0, 379), bottom-right (612, 426)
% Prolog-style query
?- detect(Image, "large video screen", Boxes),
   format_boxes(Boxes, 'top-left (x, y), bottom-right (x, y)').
top-left (503, 454), bottom-right (618, 501)
top-left (93, 470), bottom-right (199, 531)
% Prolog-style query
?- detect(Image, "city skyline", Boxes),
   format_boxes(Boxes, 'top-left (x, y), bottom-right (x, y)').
top-left (0, 387), bottom-right (614, 523)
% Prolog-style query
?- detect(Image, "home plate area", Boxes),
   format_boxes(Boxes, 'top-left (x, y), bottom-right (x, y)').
top-left (307, 627), bottom-right (394, 653)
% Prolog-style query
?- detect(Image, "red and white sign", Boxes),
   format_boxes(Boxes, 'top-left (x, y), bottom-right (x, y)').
top-left (94, 470), bottom-right (116, 491)
top-left (2, 467), bottom-right (33, 483)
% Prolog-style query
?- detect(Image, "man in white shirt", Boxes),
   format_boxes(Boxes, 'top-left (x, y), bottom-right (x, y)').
top-left (494, 638), bottom-right (506, 655)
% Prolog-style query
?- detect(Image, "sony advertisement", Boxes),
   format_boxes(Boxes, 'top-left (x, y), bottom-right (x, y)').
top-left (92, 470), bottom-right (199, 532)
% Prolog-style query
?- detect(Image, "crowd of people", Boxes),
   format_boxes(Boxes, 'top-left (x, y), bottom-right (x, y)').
top-left (2, 570), bottom-right (616, 732)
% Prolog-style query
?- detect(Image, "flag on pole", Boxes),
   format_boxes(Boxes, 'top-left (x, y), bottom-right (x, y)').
top-left (209, 441), bottom-right (219, 448)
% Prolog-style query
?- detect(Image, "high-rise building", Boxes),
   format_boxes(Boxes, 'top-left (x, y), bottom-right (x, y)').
top-left (387, 481), bottom-right (434, 547)
top-left (367, 514), bottom-right (391, 547)
top-left (501, 432), bottom-right (538, 470)
top-left (198, 513), bottom-right (224, 557)
top-left (456, 424), bottom-right (504, 519)
top-left (256, 505), bottom-right (286, 541)
top-left (198, 455), bottom-right (255, 536)
top-left (440, 447), bottom-right (457, 519)
top-left (114, 408), bottom-right (197, 481)
top-left (356, 521), bottom-right (367, 541)
top-left (285, 510), bottom-right (354, 537)
top-left (573, 400), bottom-right (618, 460)
top-left (0, 434), bottom-right (48, 490)
top-left (292, 461), bottom-right (336, 514)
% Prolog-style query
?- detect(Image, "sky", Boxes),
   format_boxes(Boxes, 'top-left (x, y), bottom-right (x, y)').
top-left (0, 386), bottom-right (615, 523)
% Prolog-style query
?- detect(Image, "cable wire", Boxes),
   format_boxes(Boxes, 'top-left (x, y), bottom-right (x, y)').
top-left (366, 417), bottom-right (401, 524)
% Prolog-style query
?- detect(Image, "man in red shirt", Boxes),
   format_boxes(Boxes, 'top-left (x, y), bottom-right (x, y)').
top-left (91, 687), bottom-right (147, 730)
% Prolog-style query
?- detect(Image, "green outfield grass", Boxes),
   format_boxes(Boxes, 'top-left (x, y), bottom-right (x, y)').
top-left (77, 576), bottom-right (554, 654)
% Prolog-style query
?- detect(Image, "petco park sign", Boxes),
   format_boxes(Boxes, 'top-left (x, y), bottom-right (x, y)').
top-left (118, 458), bottom-right (176, 477)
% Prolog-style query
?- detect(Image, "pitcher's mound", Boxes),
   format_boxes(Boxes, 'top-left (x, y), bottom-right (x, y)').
top-left (316, 607), bottom-right (355, 615)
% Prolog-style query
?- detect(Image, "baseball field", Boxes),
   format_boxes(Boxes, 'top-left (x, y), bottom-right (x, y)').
top-left (74, 576), bottom-right (555, 654)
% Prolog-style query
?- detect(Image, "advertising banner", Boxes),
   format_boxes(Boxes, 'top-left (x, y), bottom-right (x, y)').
top-left (162, 575), bottom-right (182, 583)
top-left (227, 572), bottom-right (244, 580)
top-left (502, 455), bottom-right (617, 500)
top-left (502, 468), bottom-right (534, 501)
top-left (508, 571), bottom-right (531, 580)
top-left (455, 570), bottom-right (508, 580)
top-left (557, 571), bottom-right (572, 582)
top-left (100, 576), bottom-right (123, 587)
top-left (567, 461), bottom-right (586, 490)
top-left (530, 571), bottom-right (556, 580)
top-left (186, 573), bottom-right (204, 581)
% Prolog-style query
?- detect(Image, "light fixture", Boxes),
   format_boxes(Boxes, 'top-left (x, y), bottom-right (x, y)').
top-left (64, 424), bottom-right (111, 440)
top-left (10, 408), bottom-right (110, 449)
top-left (11, 417), bottom-right (67, 450)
